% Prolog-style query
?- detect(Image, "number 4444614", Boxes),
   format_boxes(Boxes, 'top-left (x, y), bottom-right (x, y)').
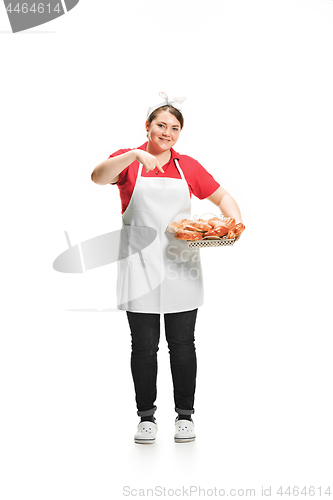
top-left (6, 3), bottom-right (62, 14)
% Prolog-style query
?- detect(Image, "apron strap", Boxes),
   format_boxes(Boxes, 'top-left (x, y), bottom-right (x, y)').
top-left (173, 158), bottom-right (186, 180)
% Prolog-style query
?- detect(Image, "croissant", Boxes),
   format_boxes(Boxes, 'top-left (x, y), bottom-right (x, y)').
top-left (208, 217), bottom-right (235, 229)
top-left (204, 225), bottom-right (229, 238)
top-left (226, 223), bottom-right (245, 239)
top-left (233, 223), bottom-right (246, 235)
top-left (175, 229), bottom-right (203, 241)
top-left (226, 230), bottom-right (236, 239)
top-left (167, 219), bottom-right (212, 234)
top-left (184, 221), bottom-right (212, 232)
top-left (166, 219), bottom-right (188, 233)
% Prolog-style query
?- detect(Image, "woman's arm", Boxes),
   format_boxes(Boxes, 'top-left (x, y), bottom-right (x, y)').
top-left (91, 150), bottom-right (138, 185)
top-left (206, 186), bottom-right (243, 224)
top-left (91, 149), bottom-right (164, 185)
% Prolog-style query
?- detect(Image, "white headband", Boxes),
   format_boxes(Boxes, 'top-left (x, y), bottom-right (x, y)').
top-left (147, 92), bottom-right (186, 119)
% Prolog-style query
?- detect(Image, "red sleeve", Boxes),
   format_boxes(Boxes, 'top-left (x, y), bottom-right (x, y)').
top-left (108, 148), bottom-right (131, 185)
top-left (181, 155), bottom-right (220, 199)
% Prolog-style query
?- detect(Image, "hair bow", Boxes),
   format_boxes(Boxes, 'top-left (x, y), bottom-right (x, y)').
top-left (147, 92), bottom-right (187, 118)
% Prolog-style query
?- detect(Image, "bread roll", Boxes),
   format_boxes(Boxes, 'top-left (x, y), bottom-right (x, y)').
top-left (208, 217), bottom-right (235, 229)
top-left (233, 223), bottom-right (245, 235)
top-left (166, 219), bottom-right (188, 233)
top-left (175, 229), bottom-right (203, 241)
top-left (183, 221), bottom-right (212, 232)
top-left (204, 225), bottom-right (229, 238)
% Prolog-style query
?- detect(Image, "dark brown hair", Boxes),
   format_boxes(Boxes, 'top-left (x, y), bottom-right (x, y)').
top-left (147, 105), bottom-right (184, 129)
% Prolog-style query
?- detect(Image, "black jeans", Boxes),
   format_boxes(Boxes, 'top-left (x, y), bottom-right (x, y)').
top-left (126, 309), bottom-right (198, 417)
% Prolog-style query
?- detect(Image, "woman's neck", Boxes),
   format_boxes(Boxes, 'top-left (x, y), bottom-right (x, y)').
top-left (146, 142), bottom-right (171, 166)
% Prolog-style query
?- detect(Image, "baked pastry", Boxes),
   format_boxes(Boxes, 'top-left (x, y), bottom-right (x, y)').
top-left (204, 225), bottom-right (229, 238)
top-left (184, 221), bottom-right (212, 233)
top-left (166, 219), bottom-right (188, 233)
top-left (226, 223), bottom-right (245, 239)
top-left (208, 217), bottom-right (235, 229)
top-left (232, 223), bottom-right (246, 235)
top-left (187, 221), bottom-right (212, 232)
top-left (207, 217), bottom-right (222, 228)
top-left (175, 229), bottom-right (203, 241)
top-left (167, 219), bottom-right (212, 233)
top-left (226, 230), bottom-right (236, 239)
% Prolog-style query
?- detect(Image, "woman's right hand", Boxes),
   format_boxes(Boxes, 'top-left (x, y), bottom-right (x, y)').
top-left (135, 150), bottom-right (164, 174)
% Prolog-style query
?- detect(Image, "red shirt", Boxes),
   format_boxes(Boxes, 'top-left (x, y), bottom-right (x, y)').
top-left (108, 142), bottom-right (220, 214)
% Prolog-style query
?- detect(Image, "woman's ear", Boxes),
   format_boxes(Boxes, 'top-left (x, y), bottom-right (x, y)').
top-left (145, 120), bottom-right (150, 138)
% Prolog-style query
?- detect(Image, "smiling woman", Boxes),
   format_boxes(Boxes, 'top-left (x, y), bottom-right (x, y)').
top-left (90, 92), bottom-right (243, 445)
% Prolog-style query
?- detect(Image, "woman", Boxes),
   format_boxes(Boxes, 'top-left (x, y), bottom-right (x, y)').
top-left (91, 93), bottom-right (243, 444)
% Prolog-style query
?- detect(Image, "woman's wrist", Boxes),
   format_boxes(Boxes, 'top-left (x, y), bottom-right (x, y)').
top-left (218, 194), bottom-right (243, 224)
top-left (133, 149), bottom-right (142, 162)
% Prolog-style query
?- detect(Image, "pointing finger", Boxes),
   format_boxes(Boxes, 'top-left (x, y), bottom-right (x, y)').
top-left (156, 160), bottom-right (164, 174)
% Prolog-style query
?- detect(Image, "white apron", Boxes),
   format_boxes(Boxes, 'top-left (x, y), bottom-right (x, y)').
top-left (117, 159), bottom-right (204, 313)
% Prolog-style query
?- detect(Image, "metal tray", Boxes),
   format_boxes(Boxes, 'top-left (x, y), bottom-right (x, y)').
top-left (187, 238), bottom-right (236, 248)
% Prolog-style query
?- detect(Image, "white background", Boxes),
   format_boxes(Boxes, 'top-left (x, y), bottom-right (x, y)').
top-left (1, 0), bottom-right (333, 498)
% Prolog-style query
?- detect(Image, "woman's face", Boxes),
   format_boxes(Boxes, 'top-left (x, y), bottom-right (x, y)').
top-left (146, 110), bottom-right (181, 153)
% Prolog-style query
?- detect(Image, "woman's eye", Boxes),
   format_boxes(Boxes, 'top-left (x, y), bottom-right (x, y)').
top-left (158, 124), bottom-right (164, 128)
